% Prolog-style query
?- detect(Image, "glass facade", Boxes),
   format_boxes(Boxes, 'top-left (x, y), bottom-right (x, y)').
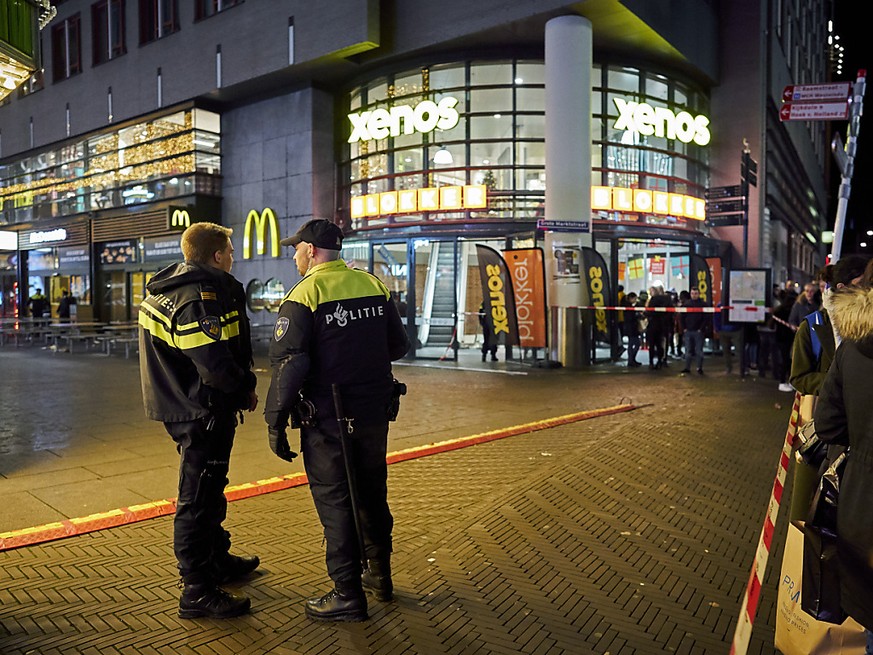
top-left (0, 107), bottom-right (221, 225)
top-left (341, 60), bottom-right (710, 233)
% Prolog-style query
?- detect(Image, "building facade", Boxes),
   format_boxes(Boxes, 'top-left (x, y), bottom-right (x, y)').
top-left (0, 0), bottom-right (834, 362)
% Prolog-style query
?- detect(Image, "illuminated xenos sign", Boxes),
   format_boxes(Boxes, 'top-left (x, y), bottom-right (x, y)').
top-left (613, 98), bottom-right (711, 146)
top-left (348, 97), bottom-right (460, 143)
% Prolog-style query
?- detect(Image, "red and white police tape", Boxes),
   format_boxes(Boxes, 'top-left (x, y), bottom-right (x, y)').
top-left (0, 402), bottom-right (637, 552)
top-left (729, 391), bottom-right (802, 655)
top-left (570, 304), bottom-right (754, 313)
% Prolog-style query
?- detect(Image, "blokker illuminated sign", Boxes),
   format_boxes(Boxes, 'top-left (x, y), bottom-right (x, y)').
top-left (348, 97), bottom-right (460, 143)
top-left (591, 186), bottom-right (706, 221)
top-left (350, 184), bottom-right (487, 219)
top-left (243, 208), bottom-right (280, 259)
top-left (613, 98), bottom-right (711, 146)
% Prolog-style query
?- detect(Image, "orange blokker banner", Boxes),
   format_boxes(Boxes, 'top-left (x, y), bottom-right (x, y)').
top-left (503, 248), bottom-right (548, 348)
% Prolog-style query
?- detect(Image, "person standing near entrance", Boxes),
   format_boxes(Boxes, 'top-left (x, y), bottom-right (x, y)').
top-left (57, 289), bottom-right (76, 319)
top-left (264, 219), bottom-right (410, 622)
top-left (479, 301), bottom-right (498, 362)
top-left (28, 288), bottom-right (48, 323)
top-left (679, 287), bottom-right (709, 374)
top-left (138, 222), bottom-right (260, 619)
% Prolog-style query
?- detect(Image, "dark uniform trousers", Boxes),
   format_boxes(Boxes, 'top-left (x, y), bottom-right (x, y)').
top-left (165, 410), bottom-right (237, 582)
top-left (301, 419), bottom-right (394, 585)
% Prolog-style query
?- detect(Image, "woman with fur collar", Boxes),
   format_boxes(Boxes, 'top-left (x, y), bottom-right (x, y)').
top-left (814, 283), bottom-right (873, 646)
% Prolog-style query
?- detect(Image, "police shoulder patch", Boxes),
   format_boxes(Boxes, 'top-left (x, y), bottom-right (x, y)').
top-left (274, 317), bottom-right (290, 341)
top-left (199, 315), bottom-right (221, 339)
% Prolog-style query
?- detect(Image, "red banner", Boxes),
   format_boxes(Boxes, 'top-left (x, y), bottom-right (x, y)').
top-left (503, 248), bottom-right (547, 348)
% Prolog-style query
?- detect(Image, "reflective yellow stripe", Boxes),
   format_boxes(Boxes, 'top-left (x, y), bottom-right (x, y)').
top-left (140, 302), bottom-right (172, 328)
top-left (177, 311), bottom-right (240, 332)
top-left (176, 319), bottom-right (241, 350)
top-left (138, 312), bottom-right (175, 347)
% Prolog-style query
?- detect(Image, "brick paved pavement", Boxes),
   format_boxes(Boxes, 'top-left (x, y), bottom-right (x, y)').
top-left (0, 347), bottom-right (796, 654)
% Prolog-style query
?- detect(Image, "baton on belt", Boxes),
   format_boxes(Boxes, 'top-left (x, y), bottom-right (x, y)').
top-left (331, 384), bottom-right (367, 569)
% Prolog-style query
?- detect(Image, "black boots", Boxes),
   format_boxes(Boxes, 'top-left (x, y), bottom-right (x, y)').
top-left (214, 553), bottom-right (260, 584)
top-left (362, 558), bottom-right (393, 601)
top-left (179, 582), bottom-right (251, 619)
top-left (305, 580), bottom-right (367, 622)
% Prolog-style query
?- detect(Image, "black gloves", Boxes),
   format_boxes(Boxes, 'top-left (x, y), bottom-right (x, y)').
top-left (268, 427), bottom-right (297, 462)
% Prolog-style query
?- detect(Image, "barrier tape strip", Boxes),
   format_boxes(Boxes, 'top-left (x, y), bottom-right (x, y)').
top-left (729, 391), bottom-right (802, 655)
top-left (570, 305), bottom-right (758, 313)
top-left (0, 402), bottom-right (637, 552)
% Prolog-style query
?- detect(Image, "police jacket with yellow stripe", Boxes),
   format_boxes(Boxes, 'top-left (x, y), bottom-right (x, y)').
top-left (264, 259), bottom-right (410, 430)
top-left (139, 262), bottom-right (257, 422)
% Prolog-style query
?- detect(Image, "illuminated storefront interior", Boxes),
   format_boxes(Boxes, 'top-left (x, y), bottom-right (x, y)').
top-left (339, 59), bottom-right (717, 359)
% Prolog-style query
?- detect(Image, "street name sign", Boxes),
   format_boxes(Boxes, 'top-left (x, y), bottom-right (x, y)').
top-left (706, 214), bottom-right (745, 227)
top-left (705, 184), bottom-right (744, 200)
top-left (780, 101), bottom-right (849, 121)
top-left (782, 82), bottom-right (852, 103)
top-left (536, 219), bottom-right (591, 232)
top-left (707, 199), bottom-right (745, 214)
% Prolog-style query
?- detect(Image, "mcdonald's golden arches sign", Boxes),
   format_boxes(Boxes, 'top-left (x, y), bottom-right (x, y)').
top-left (243, 208), bottom-right (280, 259)
top-left (167, 206), bottom-right (193, 230)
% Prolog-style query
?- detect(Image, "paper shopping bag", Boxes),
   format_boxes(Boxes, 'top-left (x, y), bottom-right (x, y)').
top-left (774, 522), bottom-right (866, 654)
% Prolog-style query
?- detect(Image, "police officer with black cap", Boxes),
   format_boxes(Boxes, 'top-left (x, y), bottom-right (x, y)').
top-left (139, 222), bottom-right (260, 619)
top-left (264, 218), bottom-right (410, 622)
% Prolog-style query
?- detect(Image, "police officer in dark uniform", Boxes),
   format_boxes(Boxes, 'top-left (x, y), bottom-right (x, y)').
top-left (138, 222), bottom-right (260, 619)
top-left (264, 219), bottom-right (410, 622)
top-left (28, 288), bottom-right (48, 324)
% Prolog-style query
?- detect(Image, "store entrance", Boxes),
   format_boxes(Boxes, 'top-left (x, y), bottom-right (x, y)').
top-left (0, 272), bottom-right (18, 318)
top-left (101, 271), bottom-right (152, 323)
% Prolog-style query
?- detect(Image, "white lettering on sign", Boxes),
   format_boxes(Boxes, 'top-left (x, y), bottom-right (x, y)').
top-left (29, 228), bottom-right (68, 244)
top-left (613, 98), bottom-right (711, 146)
top-left (348, 97), bottom-right (460, 143)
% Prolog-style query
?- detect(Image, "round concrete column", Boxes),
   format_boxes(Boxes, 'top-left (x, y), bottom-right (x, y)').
top-left (545, 15), bottom-right (593, 368)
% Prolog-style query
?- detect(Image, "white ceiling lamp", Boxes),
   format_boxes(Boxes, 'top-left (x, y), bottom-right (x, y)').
top-left (432, 145), bottom-right (453, 165)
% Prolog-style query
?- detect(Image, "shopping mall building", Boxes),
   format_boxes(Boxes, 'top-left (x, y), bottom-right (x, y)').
top-left (0, 0), bottom-right (834, 362)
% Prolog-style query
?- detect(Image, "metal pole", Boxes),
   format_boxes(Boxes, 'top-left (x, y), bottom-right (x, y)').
top-left (831, 69), bottom-right (867, 265)
top-left (331, 384), bottom-right (367, 569)
top-left (741, 146), bottom-right (750, 266)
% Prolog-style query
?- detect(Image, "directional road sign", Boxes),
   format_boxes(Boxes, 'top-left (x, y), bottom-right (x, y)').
top-left (780, 101), bottom-right (850, 122)
top-left (782, 82), bottom-right (852, 103)
top-left (536, 219), bottom-right (591, 232)
top-left (705, 184), bottom-right (744, 200)
top-left (707, 199), bottom-right (745, 214)
top-left (706, 214), bottom-right (746, 227)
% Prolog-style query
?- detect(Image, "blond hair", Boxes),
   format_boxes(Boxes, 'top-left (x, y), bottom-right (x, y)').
top-left (181, 222), bottom-right (232, 265)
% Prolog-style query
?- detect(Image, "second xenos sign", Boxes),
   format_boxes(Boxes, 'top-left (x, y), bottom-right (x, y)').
top-left (613, 99), bottom-right (711, 146)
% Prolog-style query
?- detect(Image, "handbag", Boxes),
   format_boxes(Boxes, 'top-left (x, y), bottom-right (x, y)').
top-left (775, 522), bottom-right (866, 654)
top-left (801, 450), bottom-right (849, 623)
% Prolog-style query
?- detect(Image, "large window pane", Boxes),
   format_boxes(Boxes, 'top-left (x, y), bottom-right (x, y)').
top-left (515, 62), bottom-right (543, 85)
top-left (470, 61), bottom-right (511, 85)
top-left (645, 74), bottom-right (669, 101)
top-left (516, 86), bottom-right (544, 112)
top-left (516, 114), bottom-right (544, 139)
top-left (428, 64), bottom-right (465, 90)
top-left (471, 141), bottom-right (510, 168)
top-left (470, 115), bottom-right (513, 140)
top-left (470, 87), bottom-right (511, 113)
top-left (515, 141), bottom-right (543, 168)
top-left (607, 66), bottom-right (640, 92)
